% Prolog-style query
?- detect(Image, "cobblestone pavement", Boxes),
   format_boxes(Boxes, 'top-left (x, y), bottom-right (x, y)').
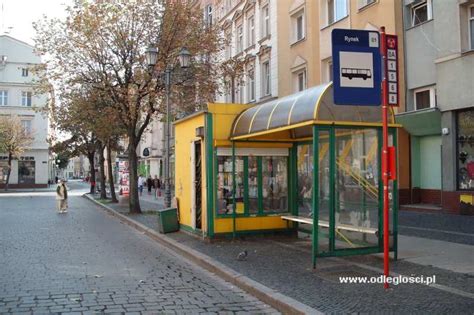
top-left (399, 210), bottom-right (474, 245)
top-left (0, 188), bottom-right (277, 314)
top-left (98, 194), bottom-right (474, 313)
top-left (166, 233), bottom-right (474, 313)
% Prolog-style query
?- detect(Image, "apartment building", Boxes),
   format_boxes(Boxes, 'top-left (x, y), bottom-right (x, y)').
top-left (397, 0), bottom-right (474, 214)
top-left (0, 35), bottom-right (49, 188)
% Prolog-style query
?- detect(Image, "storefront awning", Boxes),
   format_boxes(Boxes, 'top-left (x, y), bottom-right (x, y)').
top-left (395, 108), bottom-right (441, 136)
top-left (231, 82), bottom-right (397, 140)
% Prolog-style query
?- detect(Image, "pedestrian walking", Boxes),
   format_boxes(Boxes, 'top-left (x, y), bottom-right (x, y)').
top-left (56, 179), bottom-right (68, 213)
top-left (138, 175), bottom-right (145, 196)
top-left (153, 175), bottom-right (161, 199)
top-left (147, 176), bottom-right (153, 195)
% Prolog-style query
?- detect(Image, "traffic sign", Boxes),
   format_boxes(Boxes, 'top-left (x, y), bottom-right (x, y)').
top-left (332, 29), bottom-right (382, 106)
top-left (384, 34), bottom-right (399, 106)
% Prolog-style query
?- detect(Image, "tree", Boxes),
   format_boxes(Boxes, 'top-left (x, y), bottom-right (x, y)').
top-left (0, 116), bottom-right (34, 191)
top-left (34, 0), bottom-right (223, 213)
top-left (220, 56), bottom-right (247, 103)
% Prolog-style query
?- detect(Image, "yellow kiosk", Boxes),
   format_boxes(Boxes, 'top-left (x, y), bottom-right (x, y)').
top-left (174, 82), bottom-right (400, 266)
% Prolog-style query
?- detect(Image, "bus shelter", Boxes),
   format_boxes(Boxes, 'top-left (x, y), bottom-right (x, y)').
top-left (174, 82), bottom-right (400, 267)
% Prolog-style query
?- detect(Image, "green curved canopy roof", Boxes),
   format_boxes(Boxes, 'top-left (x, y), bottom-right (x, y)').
top-left (231, 82), bottom-right (394, 139)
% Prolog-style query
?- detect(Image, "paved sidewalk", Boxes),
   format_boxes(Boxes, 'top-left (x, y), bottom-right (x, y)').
top-left (399, 210), bottom-right (474, 245)
top-left (0, 192), bottom-right (277, 314)
top-left (90, 200), bottom-right (474, 313)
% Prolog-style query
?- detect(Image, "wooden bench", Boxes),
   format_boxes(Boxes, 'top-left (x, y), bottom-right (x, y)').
top-left (281, 215), bottom-right (378, 235)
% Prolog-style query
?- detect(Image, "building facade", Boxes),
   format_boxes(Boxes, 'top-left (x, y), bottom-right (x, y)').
top-left (0, 35), bottom-right (49, 188)
top-left (398, 0), bottom-right (474, 213)
top-left (137, 118), bottom-right (166, 179)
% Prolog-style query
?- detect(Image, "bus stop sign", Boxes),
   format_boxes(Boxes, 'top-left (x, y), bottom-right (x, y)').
top-left (332, 29), bottom-right (382, 106)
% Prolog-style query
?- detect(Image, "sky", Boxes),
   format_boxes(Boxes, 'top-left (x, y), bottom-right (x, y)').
top-left (0, 0), bottom-right (72, 45)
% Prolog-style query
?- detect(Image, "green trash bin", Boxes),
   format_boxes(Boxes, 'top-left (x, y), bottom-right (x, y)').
top-left (157, 208), bottom-right (179, 233)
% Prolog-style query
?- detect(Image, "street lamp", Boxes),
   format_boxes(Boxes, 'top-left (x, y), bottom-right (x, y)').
top-left (145, 45), bottom-right (192, 208)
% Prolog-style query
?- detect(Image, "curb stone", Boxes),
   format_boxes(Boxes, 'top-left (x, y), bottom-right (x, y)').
top-left (83, 194), bottom-right (321, 315)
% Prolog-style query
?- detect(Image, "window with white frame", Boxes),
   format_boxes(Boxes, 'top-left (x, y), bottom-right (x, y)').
top-left (470, 5), bottom-right (474, 50)
top-left (411, 0), bottom-right (432, 27)
top-left (236, 24), bottom-right (243, 53)
top-left (261, 5), bottom-right (270, 38)
top-left (328, 61), bottom-right (333, 82)
top-left (21, 68), bottom-right (29, 77)
top-left (234, 78), bottom-right (244, 103)
top-left (414, 86), bottom-right (436, 110)
top-left (247, 15), bottom-right (255, 47)
top-left (292, 10), bottom-right (305, 43)
top-left (0, 90), bottom-right (7, 106)
top-left (293, 69), bottom-right (306, 92)
top-left (21, 120), bottom-right (32, 134)
top-left (225, 29), bottom-right (232, 59)
top-left (247, 66), bottom-right (256, 102)
top-left (205, 5), bottom-right (213, 27)
top-left (358, 0), bottom-right (375, 10)
top-left (261, 60), bottom-right (271, 96)
top-left (327, 0), bottom-right (347, 25)
top-left (22, 91), bottom-right (32, 107)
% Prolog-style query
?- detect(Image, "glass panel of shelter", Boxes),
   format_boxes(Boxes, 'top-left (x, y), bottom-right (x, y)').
top-left (334, 128), bottom-right (379, 250)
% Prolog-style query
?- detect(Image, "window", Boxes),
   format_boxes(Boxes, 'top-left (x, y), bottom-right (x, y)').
top-left (216, 156), bottom-right (244, 215)
top-left (358, 0), bottom-right (375, 10)
top-left (21, 120), bottom-right (32, 134)
top-left (248, 156), bottom-right (258, 214)
top-left (234, 79), bottom-right (243, 103)
top-left (261, 5), bottom-right (270, 38)
top-left (22, 91), bottom-right (32, 107)
top-left (261, 60), bottom-right (271, 96)
top-left (457, 109), bottom-right (474, 190)
top-left (225, 29), bottom-right (232, 59)
top-left (247, 67), bottom-right (256, 102)
top-left (18, 160), bottom-right (35, 184)
top-left (0, 90), bottom-right (7, 106)
top-left (236, 24), bottom-right (243, 53)
top-left (292, 10), bottom-right (305, 42)
top-left (470, 6), bottom-right (474, 50)
top-left (328, 0), bottom-right (347, 25)
top-left (216, 154), bottom-right (288, 216)
top-left (0, 159), bottom-right (8, 184)
top-left (411, 0), bottom-right (432, 27)
top-left (247, 16), bottom-right (255, 46)
top-left (294, 69), bottom-right (306, 92)
top-left (262, 157), bottom-right (288, 213)
top-left (328, 60), bottom-right (333, 82)
top-left (414, 87), bottom-right (436, 110)
top-left (205, 5), bottom-right (213, 27)
top-left (21, 68), bottom-right (29, 77)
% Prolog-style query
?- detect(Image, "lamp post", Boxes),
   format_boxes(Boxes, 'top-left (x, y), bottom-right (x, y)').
top-left (145, 46), bottom-right (191, 208)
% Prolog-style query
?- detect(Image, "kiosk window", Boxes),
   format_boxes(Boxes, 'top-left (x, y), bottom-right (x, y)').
top-left (262, 156), bottom-right (288, 213)
top-left (216, 156), bottom-right (244, 215)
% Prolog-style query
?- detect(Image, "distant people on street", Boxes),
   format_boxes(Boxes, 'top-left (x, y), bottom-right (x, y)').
top-left (153, 175), bottom-right (161, 199)
top-left (55, 176), bottom-right (58, 184)
top-left (147, 176), bottom-right (153, 195)
top-left (138, 175), bottom-right (145, 196)
top-left (56, 179), bottom-right (68, 213)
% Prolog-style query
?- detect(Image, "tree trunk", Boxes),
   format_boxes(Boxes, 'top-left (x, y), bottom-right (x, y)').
top-left (4, 152), bottom-right (12, 191)
top-left (98, 144), bottom-right (107, 200)
top-left (106, 142), bottom-right (118, 203)
top-left (128, 140), bottom-right (141, 213)
top-left (88, 151), bottom-right (96, 194)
